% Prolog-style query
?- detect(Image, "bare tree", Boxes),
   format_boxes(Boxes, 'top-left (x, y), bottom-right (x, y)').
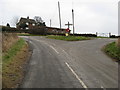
top-left (11, 16), bottom-right (19, 27)
top-left (34, 16), bottom-right (43, 24)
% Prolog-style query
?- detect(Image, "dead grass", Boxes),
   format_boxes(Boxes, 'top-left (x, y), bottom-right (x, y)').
top-left (2, 33), bottom-right (18, 53)
top-left (2, 40), bottom-right (29, 88)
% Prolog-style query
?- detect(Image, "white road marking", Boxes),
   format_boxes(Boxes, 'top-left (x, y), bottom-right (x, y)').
top-left (62, 49), bottom-right (68, 55)
top-left (65, 62), bottom-right (88, 88)
top-left (52, 43), bottom-right (56, 46)
top-left (101, 86), bottom-right (106, 90)
top-left (19, 36), bottom-right (29, 38)
top-left (30, 38), bottom-right (59, 54)
top-left (29, 40), bottom-right (32, 44)
top-left (31, 38), bottom-right (49, 46)
top-left (50, 45), bottom-right (59, 54)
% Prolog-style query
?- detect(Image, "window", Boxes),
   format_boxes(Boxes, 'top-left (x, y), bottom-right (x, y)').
top-left (26, 22), bottom-right (29, 25)
top-left (26, 27), bottom-right (29, 29)
top-left (32, 23), bottom-right (35, 26)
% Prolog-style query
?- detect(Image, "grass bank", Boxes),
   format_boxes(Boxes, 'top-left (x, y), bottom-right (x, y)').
top-left (47, 35), bottom-right (91, 41)
top-left (2, 38), bottom-right (29, 88)
top-left (104, 42), bottom-right (120, 61)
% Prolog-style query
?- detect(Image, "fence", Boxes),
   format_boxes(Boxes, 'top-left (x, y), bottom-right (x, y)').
top-left (96, 32), bottom-right (111, 37)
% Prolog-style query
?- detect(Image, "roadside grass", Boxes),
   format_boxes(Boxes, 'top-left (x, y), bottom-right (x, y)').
top-left (2, 38), bottom-right (29, 88)
top-left (104, 42), bottom-right (120, 61)
top-left (3, 38), bottom-right (25, 63)
top-left (47, 35), bottom-right (91, 41)
top-left (96, 36), bottom-right (109, 38)
top-left (17, 33), bottom-right (46, 36)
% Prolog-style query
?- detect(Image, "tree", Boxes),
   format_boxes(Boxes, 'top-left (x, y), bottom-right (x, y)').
top-left (34, 16), bottom-right (46, 26)
top-left (6, 23), bottom-right (10, 27)
top-left (11, 16), bottom-right (19, 27)
top-left (34, 16), bottom-right (43, 23)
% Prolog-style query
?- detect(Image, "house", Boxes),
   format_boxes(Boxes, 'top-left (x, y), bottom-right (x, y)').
top-left (16, 16), bottom-right (36, 29)
top-left (16, 16), bottom-right (70, 35)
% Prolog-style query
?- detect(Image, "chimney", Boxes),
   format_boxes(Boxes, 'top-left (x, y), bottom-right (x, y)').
top-left (27, 16), bottom-right (29, 19)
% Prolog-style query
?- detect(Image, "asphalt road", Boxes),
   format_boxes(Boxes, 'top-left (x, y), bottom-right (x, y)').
top-left (20, 36), bottom-right (118, 88)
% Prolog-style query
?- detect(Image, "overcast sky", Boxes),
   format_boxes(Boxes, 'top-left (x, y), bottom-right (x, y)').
top-left (0, 0), bottom-right (119, 35)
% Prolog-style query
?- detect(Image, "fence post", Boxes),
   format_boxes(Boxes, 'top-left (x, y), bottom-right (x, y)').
top-left (109, 32), bottom-right (111, 37)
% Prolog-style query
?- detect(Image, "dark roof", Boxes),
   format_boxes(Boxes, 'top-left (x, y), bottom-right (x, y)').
top-left (19, 17), bottom-right (36, 24)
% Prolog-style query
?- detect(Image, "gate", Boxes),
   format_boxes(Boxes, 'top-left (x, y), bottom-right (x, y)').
top-left (96, 32), bottom-right (111, 37)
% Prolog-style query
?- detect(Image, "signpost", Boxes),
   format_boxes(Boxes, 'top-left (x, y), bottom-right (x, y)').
top-left (65, 22), bottom-right (73, 30)
top-left (65, 22), bottom-right (72, 36)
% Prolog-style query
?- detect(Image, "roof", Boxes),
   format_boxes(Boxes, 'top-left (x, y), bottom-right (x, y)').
top-left (19, 17), bottom-right (36, 24)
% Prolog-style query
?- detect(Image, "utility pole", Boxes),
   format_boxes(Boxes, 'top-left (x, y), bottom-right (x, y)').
top-left (2, 22), bottom-right (3, 26)
top-left (118, 2), bottom-right (120, 48)
top-left (72, 9), bottom-right (75, 36)
top-left (58, 1), bottom-right (62, 29)
top-left (50, 19), bottom-right (51, 27)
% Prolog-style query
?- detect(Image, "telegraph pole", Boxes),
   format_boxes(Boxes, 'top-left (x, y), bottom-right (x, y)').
top-left (50, 19), bottom-right (51, 27)
top-left (72, 9), bottom-right (75, 36)
top-left (58, 1), bottom-right (62, 29)
top-left (118, 2), bottom-right (120, 48)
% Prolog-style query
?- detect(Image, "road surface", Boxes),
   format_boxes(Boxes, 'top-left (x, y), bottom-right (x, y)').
top-left (20, 36), bottom-right (118, 88)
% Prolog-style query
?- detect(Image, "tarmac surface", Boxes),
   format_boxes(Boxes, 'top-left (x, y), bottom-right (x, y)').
top-left (20, 36), bottom-right (118, 88)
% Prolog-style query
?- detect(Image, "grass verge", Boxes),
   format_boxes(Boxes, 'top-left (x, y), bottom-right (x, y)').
top-left (47, 35), bottom-right (91, 41)
top-left (2, 38), bottom-right (29, 88)
top-left (3, 38), bottom-right (25, 62)
top-left (17, 33), bottom-right (46, 36)
top-left (96, 36), bottom-right (109, 38)
top-left (104, 42), bottom-right (120, 61)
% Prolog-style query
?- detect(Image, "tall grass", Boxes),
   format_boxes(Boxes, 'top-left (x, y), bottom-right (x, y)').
top-left (2, 38), bottom-right (27, 88)
top-left (3, 38), bottom-right (25, 63)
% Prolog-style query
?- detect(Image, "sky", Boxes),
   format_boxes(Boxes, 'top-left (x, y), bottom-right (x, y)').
top-left (0, 0), bottom-right (119, 35)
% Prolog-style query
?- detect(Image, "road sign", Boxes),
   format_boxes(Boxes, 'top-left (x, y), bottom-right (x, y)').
top-left (66, 28), bottom-right (70, 32)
